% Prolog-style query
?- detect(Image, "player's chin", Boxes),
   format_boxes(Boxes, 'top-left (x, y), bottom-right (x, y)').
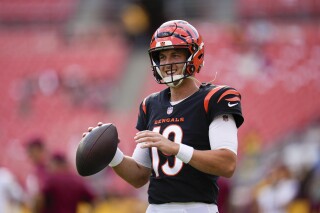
top-left (166, 81), bottom-right (182, 88)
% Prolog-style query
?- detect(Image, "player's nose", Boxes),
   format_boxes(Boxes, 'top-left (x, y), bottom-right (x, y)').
top-left (160, 62), bottom-right (172, 73)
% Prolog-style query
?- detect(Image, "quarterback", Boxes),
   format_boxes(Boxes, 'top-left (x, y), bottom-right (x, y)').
top-left (96, 20), bottom-right (243, 213)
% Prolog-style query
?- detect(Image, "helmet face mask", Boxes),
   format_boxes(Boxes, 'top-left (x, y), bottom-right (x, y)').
top-left (153, 61), bottom-right (188, 87)
top-left (148, 20), bottom-right (204, 87)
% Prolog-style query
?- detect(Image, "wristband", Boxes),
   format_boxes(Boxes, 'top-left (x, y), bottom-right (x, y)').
top-left (109, 148), bottom-right (124, 167)
top-left (176, 144), bottom-right (194, 163)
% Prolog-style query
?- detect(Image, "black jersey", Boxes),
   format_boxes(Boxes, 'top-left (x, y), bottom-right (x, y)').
top-left (136, 83), bottom-right (244, 204)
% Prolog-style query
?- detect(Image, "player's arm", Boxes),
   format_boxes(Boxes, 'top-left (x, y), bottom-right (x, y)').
top-left (109, 145), bottom-right (151, 188)
top-left (188, 114), bottom-right (238, 177)
top-left (110, 96), bottom-right (153, 188)
top-left (187, 86), bottom-right (242, 177)
top-left (188, 149), bottom-right (236, 178)
top-left (135, 114), bottom-right (238, 178)
top-left (83, 125), bottom-right (151, 188)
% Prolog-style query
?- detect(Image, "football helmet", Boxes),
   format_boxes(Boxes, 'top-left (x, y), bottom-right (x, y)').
top-left (148, 20), bottom-right (204, 87)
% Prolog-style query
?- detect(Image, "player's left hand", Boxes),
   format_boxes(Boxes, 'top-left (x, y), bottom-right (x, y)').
top-left (134, 130), bottom-right (179, 156)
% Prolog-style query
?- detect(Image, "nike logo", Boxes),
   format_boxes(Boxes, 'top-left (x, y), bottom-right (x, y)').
top-left (228, 102), bottom-right (238, 107)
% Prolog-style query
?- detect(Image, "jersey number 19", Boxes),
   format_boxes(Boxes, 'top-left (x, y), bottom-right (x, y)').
top-left (152, 125), bottom-right (183, 177)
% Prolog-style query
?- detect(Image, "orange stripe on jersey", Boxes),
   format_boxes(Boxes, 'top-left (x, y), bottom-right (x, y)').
top-left (204, 86), bottom-right (225, 113)
top-left (142, 97), bottom-right (147, 114)
top-left (218, 90), bottom-right (240, 103)
top-left (225, 97), bottom-right (241, 102)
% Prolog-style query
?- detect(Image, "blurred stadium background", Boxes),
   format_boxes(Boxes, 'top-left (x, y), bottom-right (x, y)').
top-left (1, 0), bottom-right (320, 212)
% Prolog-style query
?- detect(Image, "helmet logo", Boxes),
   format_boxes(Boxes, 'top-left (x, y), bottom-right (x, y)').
top-left (156, 40), bottom-right (173, 47)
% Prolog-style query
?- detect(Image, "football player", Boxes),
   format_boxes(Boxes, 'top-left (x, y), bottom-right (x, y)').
top-left (91, 20), bottom-right (244, 213)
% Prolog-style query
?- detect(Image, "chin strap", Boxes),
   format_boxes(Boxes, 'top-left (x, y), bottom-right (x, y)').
top-left (166, 80), bottom-right (184, 88)
top-left (166, 75), bottom-right (203, 88)
top-left (163, 74), bottom-right (184, 87)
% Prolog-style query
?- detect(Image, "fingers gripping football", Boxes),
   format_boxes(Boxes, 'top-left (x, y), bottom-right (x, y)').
top-left (82, 122), bottom-right (103, 137)
top-left (76, 123), bottom-right (119, 176)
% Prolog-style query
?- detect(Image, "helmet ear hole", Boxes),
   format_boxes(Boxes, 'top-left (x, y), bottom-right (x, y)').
top-left (192, 44), bottom-right (198, 52)
top-left (186, 64), bottom-right (195, 75)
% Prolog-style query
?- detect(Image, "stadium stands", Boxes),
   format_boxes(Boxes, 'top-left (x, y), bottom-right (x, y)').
top-left (237, 0), bottom-right (320, 18)
top-left (0, 27), bottom-right (130, 182)
top-left (0, 0), bottom-right (77, 23)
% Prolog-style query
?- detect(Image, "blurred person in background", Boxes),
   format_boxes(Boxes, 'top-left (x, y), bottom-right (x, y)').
top-left (34, 152), bottom-right (96, 213)
top-left (120, 0), bottom-right (166, 47)
top-left (295, 159), bottom-right (320, 213)
top-left (217, 177), bottom-right (232, 213)
top-left (306, 160), bottom-right (320, 213)
top-left (255, 164), bottom-right (299, 213)
top-left (85, 20), bottom-right (244, 213)
top-left (0, 166), bottom-right (25, 213)
top-left (25, 137), bottom-right (50, 211)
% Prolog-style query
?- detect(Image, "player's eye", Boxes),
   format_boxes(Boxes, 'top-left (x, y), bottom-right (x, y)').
top-left (159, 56), bottom-right (168, 64)
top-left (159, 55), bottom-right (165, 61)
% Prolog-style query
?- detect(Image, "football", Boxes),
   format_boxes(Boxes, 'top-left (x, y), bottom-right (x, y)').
top-left (76, 123), bottom-right (118, 176)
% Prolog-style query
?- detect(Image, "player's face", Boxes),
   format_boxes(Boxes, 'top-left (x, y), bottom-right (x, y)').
top-left (158, 49), bottom-right (188, 78)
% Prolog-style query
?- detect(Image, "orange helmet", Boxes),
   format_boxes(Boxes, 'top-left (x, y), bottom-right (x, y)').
top-left (148, 20), bottom-right (204, 85)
